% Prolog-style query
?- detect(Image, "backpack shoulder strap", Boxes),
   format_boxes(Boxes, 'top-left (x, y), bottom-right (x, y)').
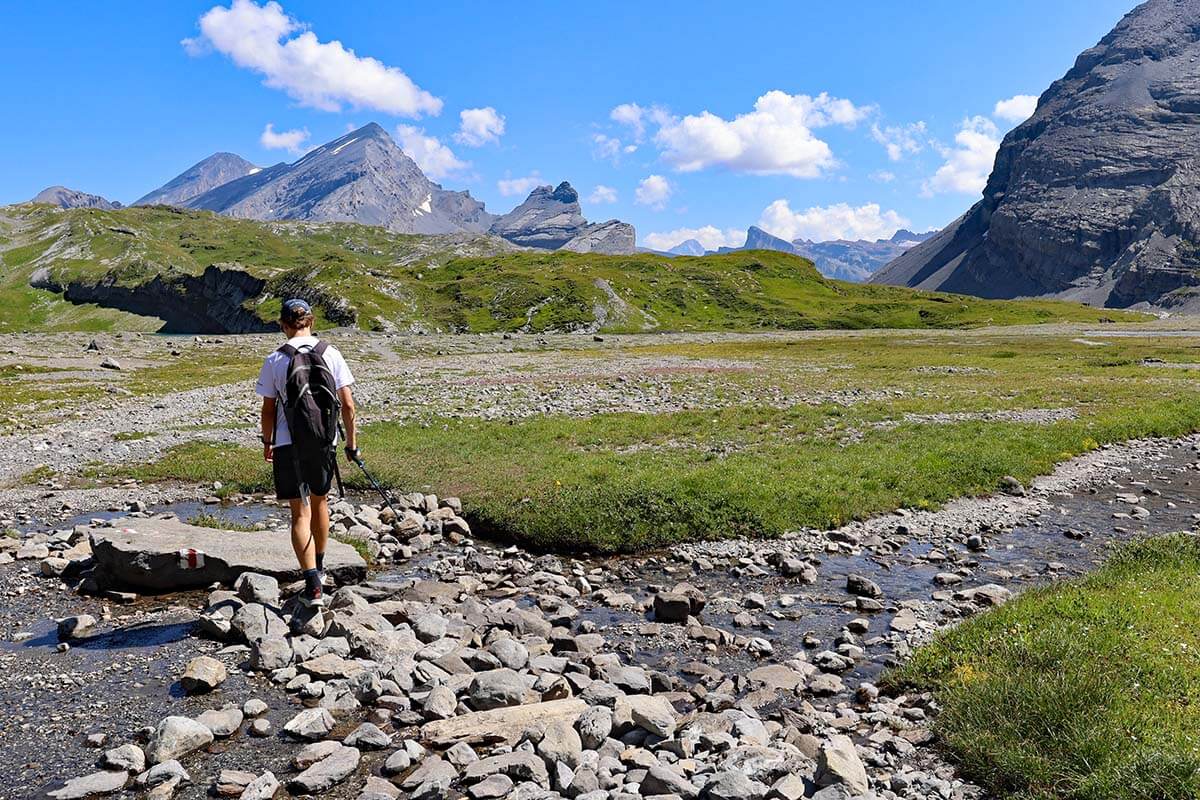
top-left (312, 340), bottom-right (330, 357)
top-left (277, 343), bottom-right (299, 358)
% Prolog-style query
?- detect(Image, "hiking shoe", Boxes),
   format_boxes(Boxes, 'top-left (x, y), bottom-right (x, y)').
top-left (299, 583), bottom-right (325, 608)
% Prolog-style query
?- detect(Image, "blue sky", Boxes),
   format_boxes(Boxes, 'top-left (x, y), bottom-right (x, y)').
top-left (1, 0), bottom-right (1134, 248)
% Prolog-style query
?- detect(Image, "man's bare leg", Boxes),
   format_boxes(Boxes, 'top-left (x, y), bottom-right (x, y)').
top-left (310, 494), bottom-right (330, 577)
top-left (289, 498), bottom-right (316, 570)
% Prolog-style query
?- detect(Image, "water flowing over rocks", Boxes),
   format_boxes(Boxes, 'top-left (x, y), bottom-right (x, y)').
top-left (8, 429), bottom-right (1200, 799)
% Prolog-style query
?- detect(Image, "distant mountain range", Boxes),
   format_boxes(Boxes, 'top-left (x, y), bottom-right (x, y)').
top-left (26, 123), bottom-right (635, 255)
top-left (660, 225), bottom-right (935, 282)
top-left (872, 0), bottom-right (1200, 311)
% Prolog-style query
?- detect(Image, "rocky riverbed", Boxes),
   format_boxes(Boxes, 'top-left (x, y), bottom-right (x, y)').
top-left (2, 430), bottom-right (1198, 800)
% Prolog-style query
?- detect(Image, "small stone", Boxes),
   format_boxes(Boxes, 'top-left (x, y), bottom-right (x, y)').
top-left (627, 694), bottom-right (677, 737)
top-left (240, 772), bottom-right (281, 800)
top-left (653, 592), bottom-right (693, 623)
top-left (845, 575), bottom-right (882, 599)
top-left (180, 656), bottom-right (227, 694)
top-left (288, 743), bottom-right (360, 793)
top-left (146, 716), bottom-right (214, 764)
top-left (242, 698), bottom-right (269, 718)
top-left (343, 722), bottom-right (391, 750)
top-left (283, 707), bottom-right (335, 741)
top-left (48, 771), bottom-right (129, 799)
top-left (197, 706), bottom-right (243, 738)
top-left (576, 705), bottom-right (612, 750)
top-left (57, 614), bottom-right (96, 639)
top-left (468, 668), bottom-right (527, 710)
top-left (816, 734), bottom-right (869, 794)
top-left (468, 774), bottom-right (514, 800)
top-left (101, 744), bottom-right (146, 773)
top-left (999, 475), bottom-right (1026, 496)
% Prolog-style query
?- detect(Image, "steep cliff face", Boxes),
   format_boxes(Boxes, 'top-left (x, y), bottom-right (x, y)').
top-left (35, 264), bottom-right (275, 334)
top-left (872, 0), bottom-right (1200, 309)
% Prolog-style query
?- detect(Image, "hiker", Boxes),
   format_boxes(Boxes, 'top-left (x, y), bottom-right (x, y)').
top-left (256, 299), bottom-right (357, 607)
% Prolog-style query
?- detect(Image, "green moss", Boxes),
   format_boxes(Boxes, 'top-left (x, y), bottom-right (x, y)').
top-left (886, 535), bottom-right (1200, 800)
top-left (186, 512), bottom-right (258, 532)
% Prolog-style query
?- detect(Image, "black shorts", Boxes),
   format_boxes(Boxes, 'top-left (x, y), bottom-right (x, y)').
top-left (272, 445), bottom-right (335, 500)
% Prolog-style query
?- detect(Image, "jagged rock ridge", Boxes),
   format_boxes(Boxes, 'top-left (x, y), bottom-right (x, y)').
top-left (135, 153), bottom-right (260, 207)
top-left (31, 186), bottom-right (121, 210)
top-left (489, 182), bottom-right (636, 254)
top-left (872, 0), bottom-right (1200, 310)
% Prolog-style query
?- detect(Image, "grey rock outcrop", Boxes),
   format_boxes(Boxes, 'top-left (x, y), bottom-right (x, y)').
top-left (87, 516), bottom-right (367, 590)
top-left (489, 182), bottom-right (636, 254)
top-left (31, 186), bottom-right (121, 210)
top-left (560, 219), bottom-right (636, 254)
top-left (135, 153), bottom-right (260, 207)
top-left (872, 0), bottom-right (1200, 310)
top-left (186, 123), bottom-right (494, 235)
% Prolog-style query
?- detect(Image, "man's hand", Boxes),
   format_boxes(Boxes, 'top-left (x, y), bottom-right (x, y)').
top-left (263, 443), bottom-right (273, 463)
top-left (344, 446), bottom-right (361, 464)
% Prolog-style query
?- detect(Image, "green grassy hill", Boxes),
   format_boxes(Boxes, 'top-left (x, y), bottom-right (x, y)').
top-left (0, 203), bottom-right (1141, 333)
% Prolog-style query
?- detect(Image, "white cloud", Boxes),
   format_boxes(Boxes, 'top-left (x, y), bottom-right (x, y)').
top-left (259, 122), bottom-right (309, 153)
top-left (643, 226), bottom-right (745, 252)
top-left (591, 133), bottom-right (626, 163)
top-left (394, 124), bottom-right (467, 179)
top-left (455, 107), bottom-right (505, 147)
top-left (757, 200), bottom-right (910, 242)
top-left (634, 174), bottom-right (673, 209)
top-left (587, 185), bottom-right (618, 204)
top-left (993, 94), bottom-right (1038, 123)
top-left (870, 121), bottom-right (926, 161)
top-left (498, 173), bottom-right (543, 197)
top-left (922, 116), bottom-right (1000, 196)
top-left (870, 170), bottom-right (896, 183)
top-left (183, 0), bottom-right (441, 117)
top-left (654, 90), bottom-right (872, 177)
top-left (609, 103), bottom-right (670, 143)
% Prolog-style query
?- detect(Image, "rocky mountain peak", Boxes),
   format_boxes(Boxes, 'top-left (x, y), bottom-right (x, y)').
top-left (185, 123), bottom-right (492, 236)
top-left (135, 152), bottom-right (260, 208)
top-left (872, 0), bottom-right (1200, 310)
top-left (489, 181), bottom-right (634, 253)
top-left (743, 226), bottom-right (796, 252)
top-left (31, 186), bottom-right (121, 210)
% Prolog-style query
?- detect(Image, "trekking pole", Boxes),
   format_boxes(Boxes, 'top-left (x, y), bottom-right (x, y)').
top-left (349, 452), bottom-right (400, 518)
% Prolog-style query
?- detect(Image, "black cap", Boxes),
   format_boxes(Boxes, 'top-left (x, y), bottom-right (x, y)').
top-left (281, 298), bottom-right (312, 320)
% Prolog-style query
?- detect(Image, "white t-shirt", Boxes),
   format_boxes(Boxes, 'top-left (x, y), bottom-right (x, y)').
top-left (256, 336), bottom-right (355, 447)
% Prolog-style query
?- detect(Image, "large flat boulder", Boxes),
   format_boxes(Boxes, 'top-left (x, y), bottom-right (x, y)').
top-left (421, 699), bottom-right (587, 747)
top-left (88, 517), bottom-right (367, 591)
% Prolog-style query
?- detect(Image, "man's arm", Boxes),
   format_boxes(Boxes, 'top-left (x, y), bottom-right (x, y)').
top-left (261, 397), bottom-right (276, 462)
top-left (339, 386), bottom-right (357, 460)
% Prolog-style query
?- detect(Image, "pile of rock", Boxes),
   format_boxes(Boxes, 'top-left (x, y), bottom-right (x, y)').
top-left (325, 493), bottom-right (472, 563)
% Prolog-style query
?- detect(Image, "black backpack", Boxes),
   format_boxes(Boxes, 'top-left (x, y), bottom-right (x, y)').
top-left (278, 340), bottom-right (343, 497)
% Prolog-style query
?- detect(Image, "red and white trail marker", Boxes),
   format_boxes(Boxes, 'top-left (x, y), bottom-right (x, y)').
top-left (178, 548), bottom-right (206, 569)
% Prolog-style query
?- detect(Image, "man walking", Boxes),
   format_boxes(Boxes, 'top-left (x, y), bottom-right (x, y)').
top-left (256, 299), bottom-right (358, 607)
